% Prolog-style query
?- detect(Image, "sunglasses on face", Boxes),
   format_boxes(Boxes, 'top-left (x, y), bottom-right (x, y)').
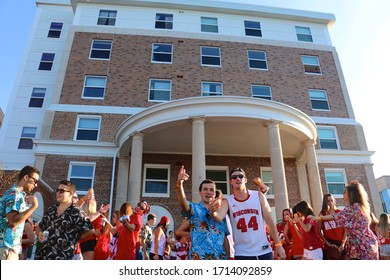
top-left (29, 176), bottom-right (39, 185)
top-left (230, 174), bottom-right (244, 179)
top-left (137, 202), bottom-right (145, 210)
top-left (56, 188), bottom-right (71, 194)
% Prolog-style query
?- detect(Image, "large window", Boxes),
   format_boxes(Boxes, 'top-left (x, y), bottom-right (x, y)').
top-left (29, 88), bottom-right (46, 108)
top-left (251, 85), bottom-right (272, 100)
top-left (244, 20), bottom-right (262, 37)
top-left (380, 189), bottom-right (390, 213)
top-left (143, 164), bottom-right (170, 197)
top-left (90, 40), bottom-right (112, 60)
top-left (201, 17), bottom-right (218, 33)
top-left (82, 76), bottom-right (107, 99)
top-left (295, 26), bottom-right (313, 42)
top-left (149, 79), bottom-right (171, 102)
top-left (325, 169), bottom-right (346, 196)
top-left (201, 82), bottom-right (223, 96)
top-left (248, 50), bottom-right (267, 70)
top-left (68, 162), bottom-right (96, 194)
top-left (75, 116), bottom-right (101, 141)
top-left (318, 127), bottom-right (339, 149)
top-left (155, 13), bottom-right (173, 29)
top-left (301, 55), bottom-right (321, 74)
top-left (152, 43), bottom-right (173, 63)
top-left (201, 46), bottom-right (221, 66)
top-left (18, 127), bottom-right (37, 149)
top-left (261, 168), bottom-right (274, 196)
top-left (47, 22), bottom-right (63, 38)
top-left (309, 89), bottom-right (329, 110)
top-left (97, 10), bottom-right (117, 26)
top-left (206, 167), bottom-right (229, 195)
top-left (38, 53), bottom-right (55, 70)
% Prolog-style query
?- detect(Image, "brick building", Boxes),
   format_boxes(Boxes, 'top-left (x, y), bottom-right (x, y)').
top-left (0, 0), bottom-right (383, 228)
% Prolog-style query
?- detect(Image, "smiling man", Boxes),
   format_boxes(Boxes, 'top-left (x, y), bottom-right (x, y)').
top-left (176, 165), bottom-right (229, 260)
top-left (34, 180), bottom-right (94, 260)
top-left (0, 165), bottom-right (40, 260)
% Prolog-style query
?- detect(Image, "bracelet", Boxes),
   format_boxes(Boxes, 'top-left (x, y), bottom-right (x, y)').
top-left (176, 183), bottom-right (182, 188)
top-left (275, 243), bottom-right (282, 247)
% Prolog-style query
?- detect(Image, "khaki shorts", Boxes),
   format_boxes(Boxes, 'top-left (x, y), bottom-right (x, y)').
top-left (0, 247), bottom-right (19, 260)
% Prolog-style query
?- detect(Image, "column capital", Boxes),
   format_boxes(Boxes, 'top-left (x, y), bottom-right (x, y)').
top-left (130, 132), bottom-right (145, 140)
top-left (265, 120), bottom-right (281, 128)
top-left (303, 138), bottom-right (317, 147)
top-left (190, 115), bottom-right (206, 124)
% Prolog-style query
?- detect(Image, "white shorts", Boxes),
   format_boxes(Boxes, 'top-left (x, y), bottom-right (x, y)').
top-left (303, 248), bottom-right (323, 260)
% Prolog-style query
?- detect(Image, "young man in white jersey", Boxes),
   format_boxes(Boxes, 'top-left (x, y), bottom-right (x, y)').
top-left (211, 167), bottom-right (286, 260)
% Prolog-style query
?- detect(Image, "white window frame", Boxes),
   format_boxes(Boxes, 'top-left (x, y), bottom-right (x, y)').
top-left (151, 43), bottom-right (173, 64)
top-left (143, 164), bottom-right (170, 198)
top-left (39, 53), bottom-right (55, 71)
top-left (260, 167), bottom-right (274, 198)
top-left (148, 79), bottom-right (172, 102)
top-left (29, 87), bottom-right (46, 108)
top-left (201, 17), bottom-right (218, 33)
top-left (155, 13), bottom-right (173, 29)
top-left (324, 168), bottom-right (347, 198)
top-left (68, 162), bottom-right (96, 195)
top-left (318, 126), bottom-right (340, 150)
top-left (48, 22), bottom-right (63, 38)
top-left (206, 166), bottom-right (230, 196)
top-left (74, 115), bottom-right (101, 141)
top-left (82, 76), bottom-right (107, 99)
top-left (89, 40), bottom-right (112, 60)
top-left (244, 20), bottom-right (262, 37)
top-left (248, 50), bottom-right (268, 70)
top-left (97, 9), bottom-right (117, 26)
top-left (201, 81), bottom-right (223, 96)
top-left (251, 84), bottom-right (272, 100)
top-left (301, 55), bottom-right (322, 74)
top-left (309, 89), bottom-right (330, 111)
top-left (200, 46), bottom-right (221, 67)
top-left (295, 26), bottom-right (313, 42)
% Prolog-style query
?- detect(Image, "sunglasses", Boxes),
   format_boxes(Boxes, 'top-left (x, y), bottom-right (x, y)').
top-left (29, 176), bottom-right (39, 185)
top-left (137, 202), bottom-right (145, 210)
top-left (230, 174), bottom-right (244, 179)
top-left (56, 188), bottom-right (71, 194)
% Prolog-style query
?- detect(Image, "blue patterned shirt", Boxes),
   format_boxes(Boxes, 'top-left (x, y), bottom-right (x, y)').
top-left (184, 201), bottom-right (229, 260)
top-left (0, 184), bottom-right (28, 253)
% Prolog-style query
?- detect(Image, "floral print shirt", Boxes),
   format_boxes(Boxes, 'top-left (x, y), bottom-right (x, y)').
top-left (35, 203), bottom-right (93, 260)
top-left (183, 201), bottom-right (229, 260)
top-left (0, 184), bottom-right (27, 253)
top-left (334, 203), bottom-right (378, 260)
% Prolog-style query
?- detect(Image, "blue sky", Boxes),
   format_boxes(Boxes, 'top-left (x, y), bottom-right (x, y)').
top-left (0, 0), bottom-right (389, 178)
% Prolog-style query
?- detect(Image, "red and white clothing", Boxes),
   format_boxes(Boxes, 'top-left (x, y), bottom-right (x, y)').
top-left (175, 241), bottom-right (190, 260)
top-left (115, 213), bottom-right (142, 260)
top-left (320, 209), bottom-right (344, 242)
top-left (227, 190), bottom-right (272, 257)
top-left (300, 216), bottom-right (323, 251)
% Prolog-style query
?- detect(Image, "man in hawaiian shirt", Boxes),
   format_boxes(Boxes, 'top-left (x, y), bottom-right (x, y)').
top-left (0, 165), bottom-right (40, 260)
top-left (176, 165), bottom-right (229, 260)
top-left (34, 180), bottom-right (94, 260)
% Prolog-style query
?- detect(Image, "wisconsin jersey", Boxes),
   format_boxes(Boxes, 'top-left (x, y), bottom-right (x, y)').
top-left (227, 190), bottom-right (272, 256)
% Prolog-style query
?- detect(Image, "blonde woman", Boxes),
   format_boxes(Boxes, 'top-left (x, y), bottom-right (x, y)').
top-left (377, 213), bottom-right (390, 260)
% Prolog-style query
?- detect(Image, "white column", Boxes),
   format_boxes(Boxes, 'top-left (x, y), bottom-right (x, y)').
top-left (266, 121), bottom-right (289, 221)
top-left (296, 160), bottom-right (311, 204)
top-left (115, 156), bottom-right (129, 210)
top-left (128, 133), bottom-right (144, 206)
top-left (304, 140), bottom-right (323, 214)
top-left (364, 163), bottom-right (384, 216)
top-left (191, 117), bottom-right (206, 202)
top-left (34, 153), bottom-right (47, 176)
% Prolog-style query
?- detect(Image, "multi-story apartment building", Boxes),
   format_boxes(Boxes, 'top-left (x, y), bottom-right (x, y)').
top-left (0, 0), bottom-right (383, 227)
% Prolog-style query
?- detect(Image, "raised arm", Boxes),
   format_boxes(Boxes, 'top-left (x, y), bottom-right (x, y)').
top-left (176, 165), bottom-right (191, 212)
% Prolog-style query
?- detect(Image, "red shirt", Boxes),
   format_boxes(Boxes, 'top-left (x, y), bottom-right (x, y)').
top-left (301, 216), bottom-right (323, 250)
top-left (320, 209), bottom-right (344, 241)
top-left (115, 213), bottom-right (142, 260)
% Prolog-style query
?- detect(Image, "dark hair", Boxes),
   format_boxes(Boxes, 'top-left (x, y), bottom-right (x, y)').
top-left (199, 179), bottom-right (216, 192)
top-left (229, 167), bottom-right (246, 177)
top-left (59, 179), bottom-right (76, 194)
top-left (147, 213), bottom-right (157, 221)
top-left (294, 200), bottom-right (314, 217)
top-left (19, 165), bottom-right (40, 180)
top-left (320, 194), bottom-right (335, 215)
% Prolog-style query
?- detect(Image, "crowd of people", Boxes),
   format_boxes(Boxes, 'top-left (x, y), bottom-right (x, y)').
top-left (0, 165), bottom-right (389, 260)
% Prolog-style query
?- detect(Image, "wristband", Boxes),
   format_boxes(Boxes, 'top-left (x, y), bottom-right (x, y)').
top-left (275, 243), bottom-right (282, 247)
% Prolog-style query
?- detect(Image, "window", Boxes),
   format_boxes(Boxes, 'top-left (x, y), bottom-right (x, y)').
top-left (201, 17), bottom-right (218, 33)
top-left (206, 167), bottom-right (229, 195)
top-left (155, 13), bottom-right (173, 29)
top-left (301, 55), bottom-right (321, 74)
top-left (295, 26), bottom-right (313, 42)
top-left (152, 43), bottom-right (173, 63)
top-left (47, 22), bottom-right (63, 38)
top-left (82, 76), bottom-right (107, 99)
top-left (325, 170), bottom-right (346, 196)
top-left (149, 79), bottom-right (171, 102)
top-left (251, 85), bottom-right (272, 100)
top-left (68, 162), bottom-right (95, 194)
top-left (38, 53), bottom-right (55, 70)
top-left (75, 116), bottom-right (101, 141)
top-left (202, 82), bottom-right (223, 96)
top-left (261, 168), bottom-right (274, 196)
top-left (201, 46), bottom-right (221, 66)
top-left (318, 127), bottom-right (339, 149)
top-left (143, 164), bottom-right (170, 197)
top-left (248, 50), bottom-right (267, 70)
top-left (18, 127), bottom-right (37, 149)
top-left (244, 20), bottom-right (262, 37)
top-left (97, 10), bottom-right (117, 26)
top-left (380, 189), bottom-right (390, 213)
top-left (90, 40), bottom-right (112, 60)
top-left (29, 88), bottom-right (46, 108)
top-left (309, 89), bottom-right (329, 110)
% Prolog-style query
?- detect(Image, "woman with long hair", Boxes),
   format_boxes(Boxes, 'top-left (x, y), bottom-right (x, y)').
top-left (318, 194), bottom-right (346, 259)
top-left (284, 207), bottom-right (304, 260)
top-left (319, 180), bottom-right (379, 259)
top-left (377, 213), bottom-right (390, 260)
top-left (150, 216), bottom-right (170, 260)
